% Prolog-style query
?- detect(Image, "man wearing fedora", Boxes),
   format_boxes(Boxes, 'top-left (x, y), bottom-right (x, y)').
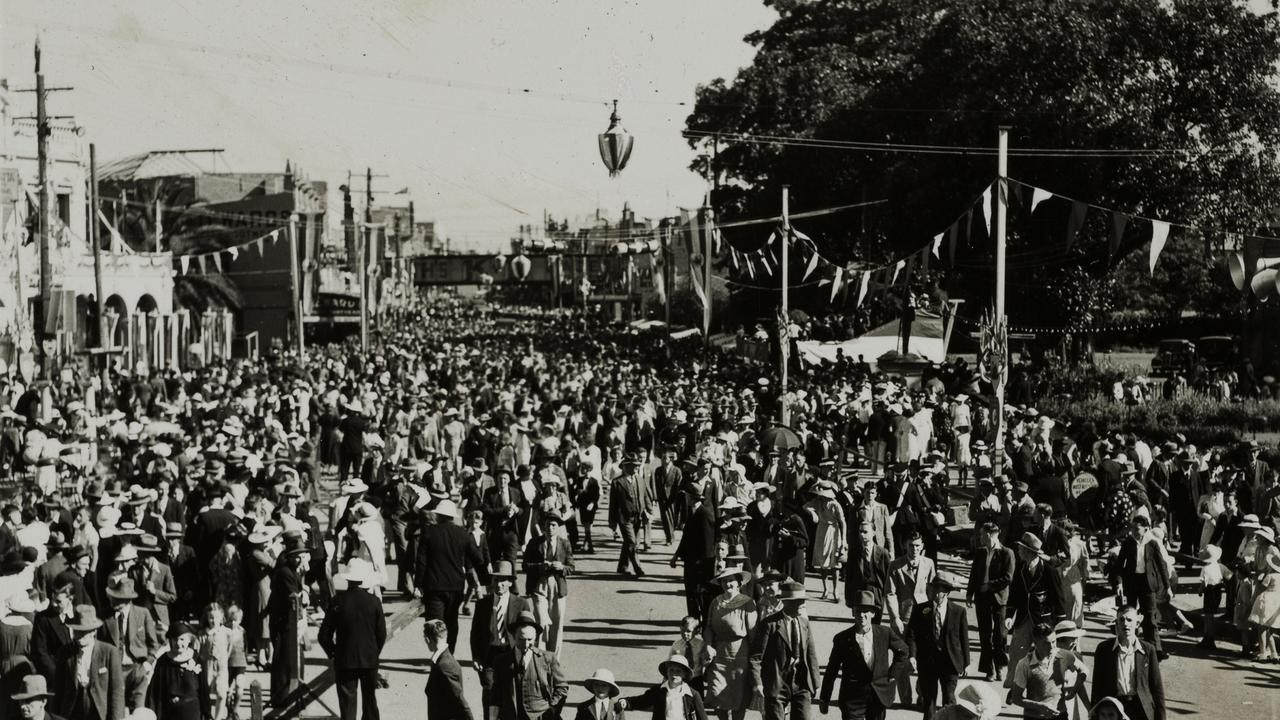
top-left (522, 513), bottom-right (575, 654)
top-left (820, 590), bottom-right (909, 720)
top-left (1007, 532), bottom-right (1060, 676)
top-left (906, 574), bottom-right (970, 719)
top-left (31, 580), bottom-right (76, 681)
top-left (672, 481), bottom-right (717, 623)
top-left (414, 499), bottom-right (486, 652)
top-left (424, 618), bottom-right (472, 720)
top-left (11, 673), bottom-right (62, 720)
top-left (966, 522), bottom-right (1014, 682)
top-left (608, 453), bottom-right (649, 578)
top-left (470, 561), bottom-right (530, 714)
top-left (749, 579), bottom-right (820, 720)
top-left (487, 610), bottom-right (568, 720)
top-left (52, 605), bottom-right (125, 720)
top-left (97, 577), bottom-right (160, 711)
top-left (319, 559), bottom-right (387, 720)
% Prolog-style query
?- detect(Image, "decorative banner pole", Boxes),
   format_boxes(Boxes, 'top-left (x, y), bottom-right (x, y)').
top-left (780, 185), bottom-right (790, 426)
top-left (288, 214), bottom-right (304, 357)
top-left (993, 126), bottom-right (1010, 479)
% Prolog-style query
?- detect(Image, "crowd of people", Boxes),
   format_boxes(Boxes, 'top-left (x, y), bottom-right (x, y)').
top-left (0, 300), bottom-right (1274, 720)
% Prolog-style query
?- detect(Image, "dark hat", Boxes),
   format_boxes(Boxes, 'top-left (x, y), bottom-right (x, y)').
top-left (851, 590), bottom-right (880, 611)
top-left (928, 573), bottom-right (960, 591)
top-left (63, 544), bottom-right (89, 563)
top-left (168, 621), bottom-right (197, 639)
top-left (507, 609), bottom-right (542, 635)
top-left (106, 577), bottom-right (139, 602)
top-left (45, 531), bottom-right (67, 550)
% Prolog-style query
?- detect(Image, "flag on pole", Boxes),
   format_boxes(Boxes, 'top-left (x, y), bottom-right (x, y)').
top-left (981, 184), bottom-right (993, 236)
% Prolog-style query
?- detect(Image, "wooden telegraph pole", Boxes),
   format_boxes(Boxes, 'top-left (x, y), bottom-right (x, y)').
top-left (90, 144), bottom-right (105, 359)
top-left (780, 185), bottom-right (791, 426)
top-left (992, 127), bottom-right (1010, 478)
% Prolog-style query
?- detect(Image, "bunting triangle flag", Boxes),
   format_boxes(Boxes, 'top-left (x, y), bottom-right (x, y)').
top-left (256, 235), bottom-right (265, 256)
top-left (856, 270), bottom-right (871, 307)
top-left (830, 266), bottom-right (844, 303)
top-left (179, 255), bottom-right (190, 275)
top-left (212, 253), bottom-right (223, 272)
top-left (730, 248), bottom-right (740, 270)
top-left (981, 184), bottom-right (993, 236)
top-left (791, 226), bottom-right (812, 243)
top-left (1149, 220), bottom-right (1170, 275)
top-left (228, 247), bottom-right (239, 262)
top-left (931, 232), bottom-right (944, 258)
top-left (197, 255), bottom-right (207, 274)
top-left (745, 256), bottom-right (755, 279)
top-left (1110, 212), bottom-right (1130, 259)
top-left (760, 251), bottom-right (774, 276)
top-left (1031, 187), bottom-right (1053, 214)
top-left (891, 259), bottom-right (905, 285)
top-left (802, 247), bottom-right (820, 281)
top-left (1065, 201), bottom-right (1088, 251)
top-left (271, 229), bottom-right (281, 244)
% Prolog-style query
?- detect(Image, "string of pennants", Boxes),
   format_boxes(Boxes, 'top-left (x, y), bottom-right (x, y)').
top-left (723, 180), bottom-right (1000, 306)
top-left (175, 226), bottom-right (288, 275)
top-left (952, 306), bottom-right (1247, 336)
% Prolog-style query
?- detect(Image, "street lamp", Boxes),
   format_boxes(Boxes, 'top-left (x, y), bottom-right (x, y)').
top-left (598, 100), bottom-right (634, 177)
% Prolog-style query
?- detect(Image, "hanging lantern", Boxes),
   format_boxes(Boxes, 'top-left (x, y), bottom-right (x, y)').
top-left (492, 255), bottom-right (508, 273)
top-left (598, 99), bottom-right (634, 177)
top-left (510, 254), bottom-right (532, 281)
top-left (628, 240), bottom-right (647, 254)
top-left (612, 242), bottom-right (629, 255)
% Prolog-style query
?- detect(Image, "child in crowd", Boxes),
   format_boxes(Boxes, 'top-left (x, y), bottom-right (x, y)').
top-left (668, 616), bottom-right (707, 695)
top-left (225, 604), bottom-right (248, 719)
top-left (462, 509), bottom-right (490, 616)
top-left (574, 669), bottom-right (623, 720)
top-left (1199, 545), bottom-right (1230, 651)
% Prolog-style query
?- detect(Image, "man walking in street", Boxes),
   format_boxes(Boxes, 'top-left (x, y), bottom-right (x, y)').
top-left (488, 611), bottom-right (569, 720)
top-left (1092, 605), bottom-right (1166, 720)
top-left (424, 618), bottom-right (472, 720)
top-left (906, 575), bottom-right (970, 719)
top-left (820, 590), bottom-right (909, 720)
top-left (652, 449), bottom-right (683, 545)
top-left (750, 580), bottom-right (820, 720)
top-left (415, 500), bottom-right (486, 651)
top-left (671, 482), bottom-right (716, 622)
top-left (522, 513), bottom-right (575, 654)
top-left (319, 559), bottom-right (388, 720)
top-left (967, 522), bottom-right (1014, 682)
top-left (608, 453), bottom-right (648, 577)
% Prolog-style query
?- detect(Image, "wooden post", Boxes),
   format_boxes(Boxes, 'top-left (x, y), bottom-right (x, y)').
top-left (780, 185), bottom-right (790, 426)
top-left (993, 127), bottom-right (1010, 478)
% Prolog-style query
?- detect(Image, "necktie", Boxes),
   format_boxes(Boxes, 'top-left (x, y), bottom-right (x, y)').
top-left (935, 604), bottom-right (944, 637)
top-left (598, 701), bottom-right (609, 719)
top-left (982, 549), bottom-right (994, 588)
top-left (791, 617), bottom-right (803, 664)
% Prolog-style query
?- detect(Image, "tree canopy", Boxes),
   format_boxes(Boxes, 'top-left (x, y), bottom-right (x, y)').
top-left (686, 0), bottom-right (1280, 329)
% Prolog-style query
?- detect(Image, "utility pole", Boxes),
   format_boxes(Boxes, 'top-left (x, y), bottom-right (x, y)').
top-left (992, 127), bottom-right (1010, 478)
top-left (288, 214), bottom-right (304, 357)
top-left (90, 144), bottom-right (105, 357)
top-left (663, 219), bottom-right (673, 359)
top-left (361, 168), bottom-right (372, 352)
top-left (780, 185), bottom-right (790, 426)
top-left (22, 40), bottom-right (72, 376)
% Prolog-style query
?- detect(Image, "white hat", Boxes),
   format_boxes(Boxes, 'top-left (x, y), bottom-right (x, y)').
top-left (336, 558), bottom-right (377, 588)
top-left (344, 399), bottom-right (364, 415)
top-left (340, 479), bottom-right (370, 495)
top-left (433, 499), bottom-right (458, 518)
top-left (954, 682), bottom-right (1002, 719)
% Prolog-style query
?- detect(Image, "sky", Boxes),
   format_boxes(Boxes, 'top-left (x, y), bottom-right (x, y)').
top-left (1, 0), bottom-right (778, 252)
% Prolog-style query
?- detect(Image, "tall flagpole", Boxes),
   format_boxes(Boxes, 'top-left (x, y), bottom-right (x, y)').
top-left (780, 185), bottom-right (790, 426)
top-left (993, 127), bottom-right (1010, 478)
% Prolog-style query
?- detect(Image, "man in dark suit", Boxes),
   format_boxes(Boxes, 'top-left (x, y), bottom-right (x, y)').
top-left (52, 605), bottom-right (126, 720)
top-left (521, 514), bottom-right (575, 653)
top-left (844, 522), bottom-right (891, 621)
top-left (670, 483), bottom-right (715, 622)
top-left (749, 580), bottom-right (820, 720)
top-left (482, 470), bottom-right (523, 563)
top-left (651, 450), bottom-right (683, 544)
top-left (1108, 514), bottom-right (1167, 656)
top-left (570, 468), bottom-right (601, 554)
top-left (162, 522), bottom-right (197, 625)
top-left (607, 454), bottom-right (647, 577)
top-left (1092, 605), bottom-right (1166, 720)
top-left (1169, 452), bottom-right (1205, 559)
top-left (184, 487), bottom-right (238, 607)
top-left (424, 618), bottom-right (472, 720)
top-left (487, 611), bottom-right (568, 720)
top-left (319, 559), bottom-right (387, 720)
top-left (97, 578), bottom-right (160, 711)
top-left (906, 575), bottom-right (970, 719)
top-left (31, 580), bottom-right (75, 681)
top-left (10, 674), bottom-right (63, 720)
top-left (820, 590), bottom-right (910, 720)
top-left (470, 561), bottom-right (530, 714)
top-left (414, 500), bottom-right (486, 651)
top-left (966, 522), bottom-right (1015, 681)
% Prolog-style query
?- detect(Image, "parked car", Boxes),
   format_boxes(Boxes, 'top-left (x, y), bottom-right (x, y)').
top-left (1196, 335), bottom-right (1240, 372)
top-left (1150, 338), bottom-right (1195, 377)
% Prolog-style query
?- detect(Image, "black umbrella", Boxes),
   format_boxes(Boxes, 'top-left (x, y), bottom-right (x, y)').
top-left (758, 424), bottom-right (803, 450)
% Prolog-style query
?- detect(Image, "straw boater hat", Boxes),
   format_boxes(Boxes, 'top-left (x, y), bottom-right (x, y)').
top-left (1053, 619), bottom-right (1085, 639)
top-left (582, 668), bottom-right (620, 698)
top-left (433, 499), bottom-right (458, 519)
top-left (489, 560), bottom-right (517, 581)
top-left (164, 522), bottom-right (185, 539)
top-left (339, 479), bottom-right (369, 495)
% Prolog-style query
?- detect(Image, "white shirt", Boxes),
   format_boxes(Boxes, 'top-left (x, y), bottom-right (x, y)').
top-left (663, 682), bottom-right (691, 718)
top-left (76, 641), bottom-right (94, 686)
top-left (855, 628), bottom-right (874, 665)
top-left (1115, 640), bottom-right (1144, 696)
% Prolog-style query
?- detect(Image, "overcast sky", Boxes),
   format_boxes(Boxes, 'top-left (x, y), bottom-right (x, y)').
top-left (2, 0), bottom-right (777, 251)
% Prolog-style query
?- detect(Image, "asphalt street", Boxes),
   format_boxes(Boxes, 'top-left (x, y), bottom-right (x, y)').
top-left (287, 482), bottom-right (1280, 719)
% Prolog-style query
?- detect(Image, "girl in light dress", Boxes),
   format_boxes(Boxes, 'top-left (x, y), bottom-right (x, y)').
top-left (1247, 527), bottom-right (1280, 661)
